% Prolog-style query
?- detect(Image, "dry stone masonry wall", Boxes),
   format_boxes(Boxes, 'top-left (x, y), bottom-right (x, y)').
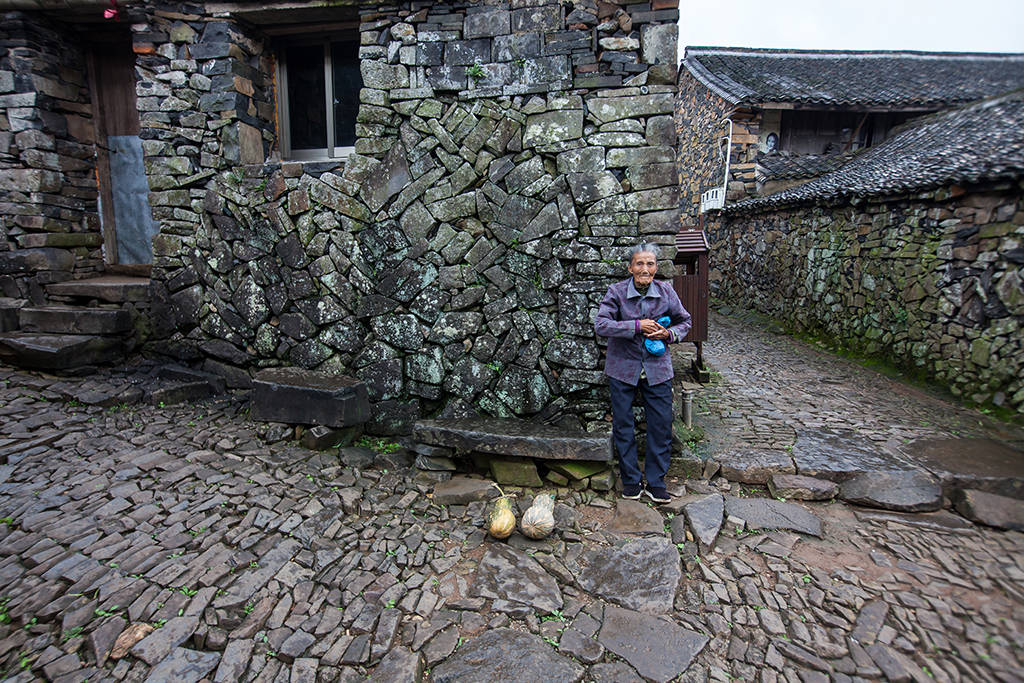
top-left (0, 13), bottom-right (103, 301)
top-left (132, 0), bottom-right (681, 433)
top-left (708, 183), bottom-right (1024, 413)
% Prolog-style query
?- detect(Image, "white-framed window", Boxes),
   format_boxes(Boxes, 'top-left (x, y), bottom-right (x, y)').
top-left (277, 36), bottom-right (361, 161)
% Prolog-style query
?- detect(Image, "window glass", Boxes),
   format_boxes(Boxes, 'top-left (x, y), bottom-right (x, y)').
top-left (286, 44), bottom-right (327, 151)
top-left (332, 40), bottom-right (360, 148)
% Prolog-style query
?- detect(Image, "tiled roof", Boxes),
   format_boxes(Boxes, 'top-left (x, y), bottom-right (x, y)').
top-left (724, 90), bottom-right (1024, 214)
top-left (756, 153), bottom-right (855, 181)
top-left (683, 47), bottom-right (1024, 108)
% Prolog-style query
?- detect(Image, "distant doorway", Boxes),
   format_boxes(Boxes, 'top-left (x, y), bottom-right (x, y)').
top-left (87, 32), bottom-right (158, 271)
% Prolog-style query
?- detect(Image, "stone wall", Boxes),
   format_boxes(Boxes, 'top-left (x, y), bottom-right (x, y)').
top-left (0, 12), bottom-right (102, 301)
top-left (675, 71), bottom-right (766, 222)
top-left (128, 0), bottom-right (683, 433)
top-left (710, 183), bottom-right (1024, 413)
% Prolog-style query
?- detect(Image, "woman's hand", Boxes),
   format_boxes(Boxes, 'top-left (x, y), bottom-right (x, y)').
top-left (640, 319), bottom-right (670, 340)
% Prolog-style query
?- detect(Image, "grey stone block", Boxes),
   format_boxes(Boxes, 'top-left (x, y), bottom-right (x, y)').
top-left (252, 367), bottom-right (369, 428)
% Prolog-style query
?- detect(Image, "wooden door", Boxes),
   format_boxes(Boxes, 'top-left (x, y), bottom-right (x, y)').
top-left (88, 34), bottom-right (158, 268)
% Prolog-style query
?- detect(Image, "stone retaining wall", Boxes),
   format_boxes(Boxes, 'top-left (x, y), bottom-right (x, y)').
top-left (709, 183), bottom-right (1024, 412)
top-left (123, 0), bottom-right (682, 433)
top-left (0, 12), bottom-right (103, 301)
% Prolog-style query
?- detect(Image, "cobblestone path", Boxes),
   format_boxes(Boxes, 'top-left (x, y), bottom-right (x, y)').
top-left (0, 350), bottom-right (1023, 681)
top-left (697, 310), bottom-right (1024, 458)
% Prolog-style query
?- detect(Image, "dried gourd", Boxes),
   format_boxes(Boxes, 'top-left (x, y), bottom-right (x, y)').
top-left (488, 485), bottom-right (516, 539)
top-left (520, 492), bottom-right (556, 539)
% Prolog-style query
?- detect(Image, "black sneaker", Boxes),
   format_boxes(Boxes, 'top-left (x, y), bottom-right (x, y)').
top-left (621, 483), bottom-right (643, 500)
top-left (645, 486), bottom-right (671, 504)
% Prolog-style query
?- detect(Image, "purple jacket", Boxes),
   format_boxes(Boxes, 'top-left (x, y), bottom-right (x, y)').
top-left (594, 277), bottom-right (692, 386)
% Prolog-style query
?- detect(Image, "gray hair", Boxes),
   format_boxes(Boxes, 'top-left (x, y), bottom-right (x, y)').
top-left (628, 243), bottom-right (660, 262)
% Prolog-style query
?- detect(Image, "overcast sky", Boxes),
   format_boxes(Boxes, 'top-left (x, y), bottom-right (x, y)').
top-left (677, 0), bottom-right (1024, 54)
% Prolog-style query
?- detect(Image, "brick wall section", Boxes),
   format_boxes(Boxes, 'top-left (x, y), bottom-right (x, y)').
top-left (709, 183), bottom-right (1024, 413)
top-left (0, 12), bottom-right (102, 301)
top-left (120, 0), bottom-right (683, 433)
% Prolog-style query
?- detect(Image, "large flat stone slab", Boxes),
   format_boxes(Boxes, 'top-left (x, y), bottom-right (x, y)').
top-left (432, 628), bottom-right (584, 683)
top-left (18, 306), bottom-right (132, 335)
top-left (414, 417), bottom-right (613, 462)
top-left (606, 499), bottom-right (666, 536)
top-left (577, 537), bottom-right (680, 613)
top-left (598, 605), bottom-right (708, 683)
top-left (145, 647), bottom-right (220, 683)
top-left (903, 437), bottom-right (1024, 499)
top-left (252, 367), bottom-right (369, 427)
top-left (0, 332), bottom-right (124, 369)
top-left (719, 449), bottom-right (795, 484)
top-left (723, 496), bottom-right (822, 537)
top-left (792, 428), bottom-right (913, 481)
top-left (839, 471), bottom-right (943, 512)
top-left (768, 474), bottom-right (838, 501)
top-left (470, 544), bottom-right (563, 614)
top-left (952, 489), bottom-right (1024, 530)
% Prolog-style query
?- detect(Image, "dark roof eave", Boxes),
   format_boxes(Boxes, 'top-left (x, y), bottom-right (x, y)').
top-left (721, 171), bottom-right (1024, 216)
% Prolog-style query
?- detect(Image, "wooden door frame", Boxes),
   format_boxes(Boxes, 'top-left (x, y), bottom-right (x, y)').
top-left (85, 30), bottom-right (151, 275)
top-left (85, 44), bottom-right (119, 268)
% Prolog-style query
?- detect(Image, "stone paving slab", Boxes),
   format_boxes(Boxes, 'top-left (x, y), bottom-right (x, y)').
top-left (0, 360), bottom-right (1022, 682)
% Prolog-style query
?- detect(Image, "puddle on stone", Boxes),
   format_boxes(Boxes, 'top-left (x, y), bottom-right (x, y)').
top-left (792, 428), bottom-right (914, 481)
top-left (902, 437), bottom-right (1024, 498)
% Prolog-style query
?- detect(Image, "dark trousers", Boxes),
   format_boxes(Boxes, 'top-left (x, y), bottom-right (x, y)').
top-left (609, 376), bottom-right (673, 489)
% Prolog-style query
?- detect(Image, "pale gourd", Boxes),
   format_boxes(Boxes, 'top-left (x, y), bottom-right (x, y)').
top-left (488, 486), bottom-right (516, 539)
top-left (520, 492), bottom-right (556, 539)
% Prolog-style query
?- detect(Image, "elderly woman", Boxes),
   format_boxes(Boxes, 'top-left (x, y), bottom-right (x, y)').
top-left (594, 243), bottom-right (692, 503)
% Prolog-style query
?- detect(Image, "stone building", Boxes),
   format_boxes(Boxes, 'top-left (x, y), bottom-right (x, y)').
top-left (0, 0), bottom-right (682, 433)
top-left (675, 46), bottom-right (1024, 413)
top-left (677, 47), bottom-right (1024, 218)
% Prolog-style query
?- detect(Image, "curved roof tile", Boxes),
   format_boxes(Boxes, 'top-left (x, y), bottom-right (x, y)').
top-left (683, 47), bottom-right (1024, 108)
top-left (724, 90), bottom-right (1024, 214)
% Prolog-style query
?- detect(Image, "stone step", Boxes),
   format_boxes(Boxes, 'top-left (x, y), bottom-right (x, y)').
top-left (413, 417), bottom-right (614, 462)
top-left (0, 298), bottom-right (26, 332)
top-left (18, 306), bottom-right (133, 335)
top-left (0, 332), bottom-right (125, 370)
top-left (251, 367), bottom-right (370, 428)
top-left (46, 275), bottom-right (150, 303)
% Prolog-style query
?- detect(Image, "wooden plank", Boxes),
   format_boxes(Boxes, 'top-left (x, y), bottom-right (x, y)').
top-left (85, 49), bottom-right (118, 267)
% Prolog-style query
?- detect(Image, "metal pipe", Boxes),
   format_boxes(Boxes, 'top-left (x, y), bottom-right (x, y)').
top-left (718, 117), bottom-right (734, 201)
top-left (681, 389), bottom-right (694, 429)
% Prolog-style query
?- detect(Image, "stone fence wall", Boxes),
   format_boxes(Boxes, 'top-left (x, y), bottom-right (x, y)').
top-left (124, 0), bottom-right (682, 433)
top-left (0, 12), bottom-right (103, 301)
top-left (709, 182), bottom-right (1024, 413)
